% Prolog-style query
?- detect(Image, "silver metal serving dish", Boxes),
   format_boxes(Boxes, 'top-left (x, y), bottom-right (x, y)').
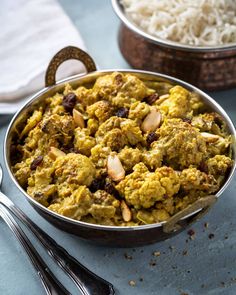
top-left (4, 46), bottom-right (236, 246)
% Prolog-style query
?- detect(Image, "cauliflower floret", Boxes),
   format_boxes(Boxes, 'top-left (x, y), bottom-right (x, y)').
top-left (159, 85), bottom-right (191, 118)
top-left (180, 168), bottom-right (219, 193)
top-left (48, 186), bottom-right (92, 219)
top-left (116, 163), bottom-right (180, 209)
top-left (86, 100), bottom-right (113, 123)
top-left (74, 127), bottom-right (96, 156)
top-left (13, 160), bottom-right (32, 187)
top-left (87, 118), bottom-right (99, 135)
top-left (41, 113), bottom-right (75, 145)
top-left (88, 190), bottom-right (120, 220)
top-left (158, 118), bottom-right (207, 169)
top-left (118, 146), bottom-right (142, 171)
top-left (128, 101), bottom-right (150, 121)
top-left (101, 128), bottom-right (127, 151)
top-left (120, 119), bottom-right (144, 145)
top-left (189, 92), bottom-right (205, 114)
top-left (90, 144), bottom-right (112, 169)
top-left (141, 143), bottom-right (163, 170)
top-left (96, 116), bottom-right (123, 139)
top-left (206, 135), bottom-right (231, 157)
top-left (54, 153), bottom-right (96, 186)
top-left (93, 72), bottom-right (154, 102)
top-left (20, 109), bottom-right (43, 138)
top-left (74, 86), bottom-right (98, 106)
top-left (136, 208), bottom-right (170, 224)
top-left (206, 155), bottom-right (233, 178)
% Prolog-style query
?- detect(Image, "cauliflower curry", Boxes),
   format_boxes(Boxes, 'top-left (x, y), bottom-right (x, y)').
top-left (11, 72), bottom-right (233, 226)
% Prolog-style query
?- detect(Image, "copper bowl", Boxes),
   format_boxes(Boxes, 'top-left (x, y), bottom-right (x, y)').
top-left (4, 46), bottom-right (236, 247)
top-left (112, 0), bottom-right (236, 91)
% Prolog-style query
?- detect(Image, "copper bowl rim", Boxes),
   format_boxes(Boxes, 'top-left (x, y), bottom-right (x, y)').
top-left (4, 69), bottom-right (236, 232)
top-left (112, 0), bottom-right (236, 52)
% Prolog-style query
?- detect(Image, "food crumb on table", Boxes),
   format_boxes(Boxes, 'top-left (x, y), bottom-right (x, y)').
top-left (204, 222), bottom-right (209, 228)
top-left (139, 277), bottom-right (144, 282)
top-left (124, 253), bottom-right (133, 260)
top-left (208, 233), bottom-right (215, 239)
top-left (149, 260), bottom-right (157, 266)
top-left (153, 251), bottom-right (161, 257)
top-left (129, 280), bottom-right (136, 287)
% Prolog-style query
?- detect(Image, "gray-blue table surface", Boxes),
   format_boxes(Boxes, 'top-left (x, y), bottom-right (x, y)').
top-left (1, 1), bottom-right (236, 294)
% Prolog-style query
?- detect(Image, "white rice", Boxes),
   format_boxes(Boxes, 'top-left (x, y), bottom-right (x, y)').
top-left (121, 0), bottom-right (236, 46)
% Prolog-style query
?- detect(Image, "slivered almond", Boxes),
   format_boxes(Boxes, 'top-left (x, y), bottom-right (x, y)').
top-left (73, 109), bottom-right (85, 128)
top-left (201, 132), bottom-right (220, 143)
top-left (141, 108), bottom-right (162, 132)
top-left (48, 147), bottom-right (66, 160)
top-left (121, 200), bottom-right (132, 222)
top-left (107, 154), bottom-right (125, 182)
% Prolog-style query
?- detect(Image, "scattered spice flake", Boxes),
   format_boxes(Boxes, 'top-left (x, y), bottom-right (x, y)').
top-left (208, 233), bottom-right (215, 239)
top-left (153, 251), bottom-right (161, 257)
top-left (169, 246), bottom-right (175, 251)
top-left (187, 229), bottom-right (195, 237)
top-left (124, 253), bottom-right (133, 260)
top-left (182, 250), bottom-right (188, 256)
top-left (140, 250), bottom-right (144, 253)
top-left (187, 270), bottom-right (191, 274)
top-left (129, 280), bottom-right (136, 287)
top-left (172, 265), bottom-right (177, 270)
top-left (225, 235), bottom-right (229, 240)
top-left (139, 277), bottom-right (144, 282)
top-left (201, 284), bottom-right (205, 288)
top-left (149, 260), bottom-right (157, 266)
top-left (220, 282), bottom-right (225, 287)
top-left (204, 222), bottom-right (209, 228)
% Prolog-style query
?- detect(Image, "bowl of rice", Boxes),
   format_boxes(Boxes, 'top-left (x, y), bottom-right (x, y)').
top-left (112, 0), bottom-right (236, 91)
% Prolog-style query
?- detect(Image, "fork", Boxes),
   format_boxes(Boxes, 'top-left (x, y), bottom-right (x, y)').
top-left (0, 164), bottom-right (114, 295)
top-left (0, 203), bottom-right (71, 295)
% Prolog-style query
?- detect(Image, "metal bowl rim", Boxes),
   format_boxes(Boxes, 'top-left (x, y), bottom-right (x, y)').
top-left (111, 0), bottom-right (236, 52)
top-left (4, 69), bottom-right (236, 232)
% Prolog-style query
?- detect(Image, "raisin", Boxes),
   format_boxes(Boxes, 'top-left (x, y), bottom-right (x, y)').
top-left (30, 155), bottom-right (43, 170)
top-left (144, 93), bottom-right (159, 105)
top-left (115, 107), bottom-right (129, 118)
top-left (146, 132), bottom-right (158, 145)
top-left (89, 178), bottom-right (105, 193)
top-left (62, 93), bottom-right (77, 113)
top-left (104, 181), bottom-right (121, 199)
top-left (199, 161), bottom-right (208, 173)
top-left (182, 118), bottom-right (192, 124)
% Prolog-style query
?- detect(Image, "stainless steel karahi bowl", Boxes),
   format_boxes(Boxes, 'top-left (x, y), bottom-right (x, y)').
top-left (112, 0), bottom-right (236, 91)
top-left (4, 46), bottom-right (236, 247)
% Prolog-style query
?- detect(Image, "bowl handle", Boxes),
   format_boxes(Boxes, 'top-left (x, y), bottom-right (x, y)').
top-left (163, 195), bottom-right (217, 234)
top-left (45, 46), bottom-right (97, 87)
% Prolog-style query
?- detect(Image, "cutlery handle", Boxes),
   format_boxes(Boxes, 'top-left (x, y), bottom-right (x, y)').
top-left (0, 192), bottom-right (114, 295)
top-left (0, 204), bottom-right (71, 295)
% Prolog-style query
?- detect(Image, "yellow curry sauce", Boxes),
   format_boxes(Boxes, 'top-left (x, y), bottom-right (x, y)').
top-left (12, 72), bottom-right (233, 226)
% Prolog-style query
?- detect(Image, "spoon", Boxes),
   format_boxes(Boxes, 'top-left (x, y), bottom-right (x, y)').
top-left (0, 164), bottom-right (115, 295)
